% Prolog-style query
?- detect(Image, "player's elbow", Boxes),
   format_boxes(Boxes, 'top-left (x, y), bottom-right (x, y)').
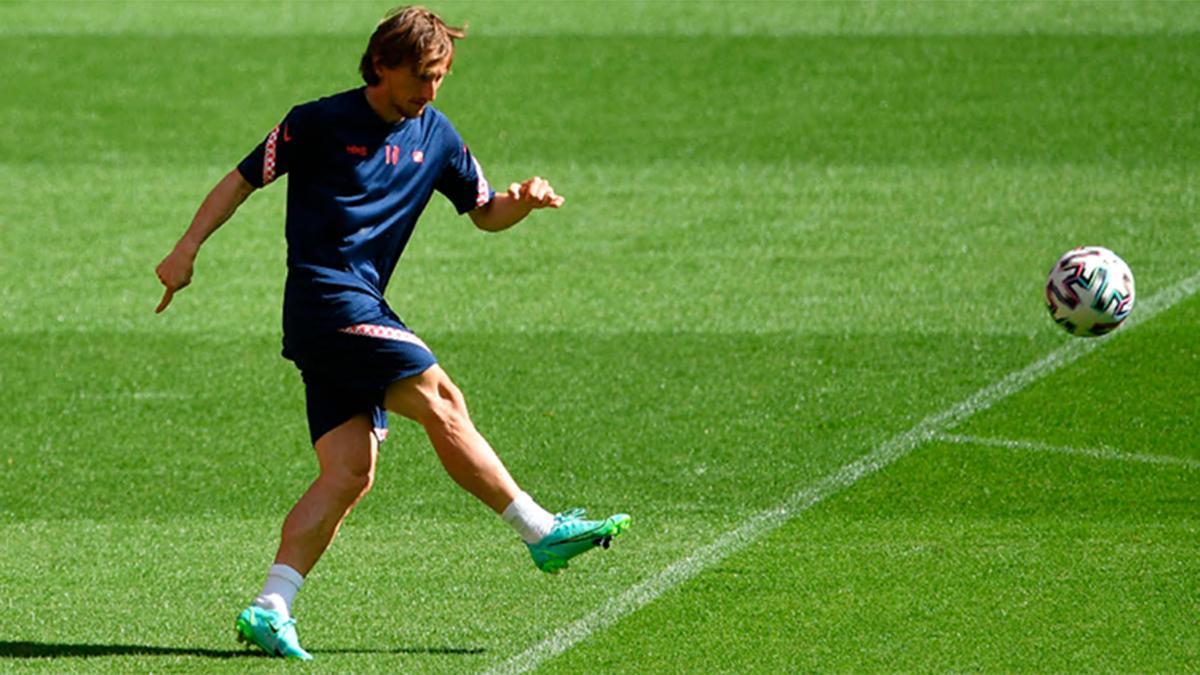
top-left (469, 207), bottom-right (504, 233)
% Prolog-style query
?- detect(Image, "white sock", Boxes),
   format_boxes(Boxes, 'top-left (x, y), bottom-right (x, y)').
top-left (253, 563), bottom-right (305, 620)
top-left (501, 492), bottom-right (556, 544)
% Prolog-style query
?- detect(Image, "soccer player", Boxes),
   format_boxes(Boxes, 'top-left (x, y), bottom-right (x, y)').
top-left (154, 6), bottom-right (630, 661)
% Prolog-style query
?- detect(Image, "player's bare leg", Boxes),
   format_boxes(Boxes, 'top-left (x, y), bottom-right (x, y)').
top-left (276, 414), bottom-right (379, 574)
top-left (236, 414), bottom-right (376, 659)
top-left (385, 364), bottom-right (519, 513)
top-left (384, 364), bottom-right (630, 572)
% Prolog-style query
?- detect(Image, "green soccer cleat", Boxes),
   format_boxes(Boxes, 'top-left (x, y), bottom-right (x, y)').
top-left (235, 605), bottom-right (313, 661)
top-left (527, 508), bottom-right (631, 574)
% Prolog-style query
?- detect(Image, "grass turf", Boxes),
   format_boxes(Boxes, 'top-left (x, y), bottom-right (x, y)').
top-left (1, 1), bottom-right (1197, 671)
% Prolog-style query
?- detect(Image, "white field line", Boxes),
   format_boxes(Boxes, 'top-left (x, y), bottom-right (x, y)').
top-left (934, 433), bottom-right (1200, 470)
top-left (485, 269), bottom-right (1200, 675)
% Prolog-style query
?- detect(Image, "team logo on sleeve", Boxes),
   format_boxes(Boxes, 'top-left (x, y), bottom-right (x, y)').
top-left (411, 150), bottom-right (424, 164)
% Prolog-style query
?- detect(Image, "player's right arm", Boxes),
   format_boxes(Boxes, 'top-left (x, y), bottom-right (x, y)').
top-left (154, 169), bottom-right (256, 313)
top-left (155, 106), bottom-right (303, 313)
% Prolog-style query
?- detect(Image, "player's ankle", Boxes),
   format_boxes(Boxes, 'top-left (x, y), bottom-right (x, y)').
top-left (501, 492), bottom-right (555, 543)
top-left (253, 563), bottom-right (305, 619)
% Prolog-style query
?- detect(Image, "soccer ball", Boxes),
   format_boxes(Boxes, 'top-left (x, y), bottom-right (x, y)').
top-left (1045, 246), bottom-right (1135, 337)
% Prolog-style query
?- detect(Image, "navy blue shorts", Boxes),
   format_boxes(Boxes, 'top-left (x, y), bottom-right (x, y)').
top-left (283, 317), bottom-right (437, 446)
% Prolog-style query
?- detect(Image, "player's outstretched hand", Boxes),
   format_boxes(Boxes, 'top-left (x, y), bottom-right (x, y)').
top-left (508, 176), bottom-right (565, 209)
top-left (154, 246), bottom-right (196, 313)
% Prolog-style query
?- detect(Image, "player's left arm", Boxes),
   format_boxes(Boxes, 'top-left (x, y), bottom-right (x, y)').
top-left (468, 176), bottom-right (565, 232)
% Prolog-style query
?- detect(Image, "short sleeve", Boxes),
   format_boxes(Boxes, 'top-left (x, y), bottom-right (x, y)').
top-left (435, 138), bottom-right (494, 214)
top-left (237, 107), bottom-right (303, 189)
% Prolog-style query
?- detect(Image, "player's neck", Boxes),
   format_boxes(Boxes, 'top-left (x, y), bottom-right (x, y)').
top-left (363, 85), bottom-right (406, 124)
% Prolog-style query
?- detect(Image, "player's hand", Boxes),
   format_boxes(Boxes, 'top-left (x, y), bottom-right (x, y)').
top-left (508, 176), bottom-right (565, 209)
top-left (154, 246), bottom-right (196, 313)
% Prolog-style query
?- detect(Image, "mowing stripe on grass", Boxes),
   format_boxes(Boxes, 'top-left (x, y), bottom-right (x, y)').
top-left (486, 269), bottom-right (1200, 675)
top-left (934, 433), bottom-right (1200, 470)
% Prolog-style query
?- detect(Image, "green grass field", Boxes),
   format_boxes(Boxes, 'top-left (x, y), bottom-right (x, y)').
top-left (1, 0), bottom-right (1198, 671)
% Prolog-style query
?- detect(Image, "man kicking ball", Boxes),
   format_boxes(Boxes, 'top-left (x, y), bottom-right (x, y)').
top-left (154, 5), bottom-right (630, 660)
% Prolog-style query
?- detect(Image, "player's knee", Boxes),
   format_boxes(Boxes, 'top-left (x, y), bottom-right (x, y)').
top-left (323, 464), bottom-right (375, 504)
top-left (422, 382), bottom-right (472, 434)
top-left (393, 372), bottom-right (472, 431)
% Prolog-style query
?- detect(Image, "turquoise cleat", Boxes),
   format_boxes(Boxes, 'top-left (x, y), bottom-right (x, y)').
top-left (235, 605), bottom-right (313, 661)
top-left (527, 508), bottom-right (631, 574)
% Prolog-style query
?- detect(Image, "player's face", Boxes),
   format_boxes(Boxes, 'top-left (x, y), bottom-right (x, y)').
top-left (377, 58), bottom-right (449, 119)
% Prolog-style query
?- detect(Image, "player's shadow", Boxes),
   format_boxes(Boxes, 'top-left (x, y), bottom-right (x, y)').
top-left (0, 640), bottom-right (486, 659)
top-left (0, 641), bottom-right (251, 659)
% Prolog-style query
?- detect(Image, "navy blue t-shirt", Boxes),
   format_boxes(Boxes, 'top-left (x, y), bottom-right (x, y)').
top-left (237, 87), bottom-right (493, 349)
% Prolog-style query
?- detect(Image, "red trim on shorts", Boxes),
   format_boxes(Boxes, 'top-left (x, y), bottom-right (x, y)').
top-left (338, 323), bottom-right (431, 351)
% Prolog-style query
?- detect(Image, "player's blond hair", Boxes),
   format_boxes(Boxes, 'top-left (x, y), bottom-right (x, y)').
top-left (360, 5), bottom-right (466, 84)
